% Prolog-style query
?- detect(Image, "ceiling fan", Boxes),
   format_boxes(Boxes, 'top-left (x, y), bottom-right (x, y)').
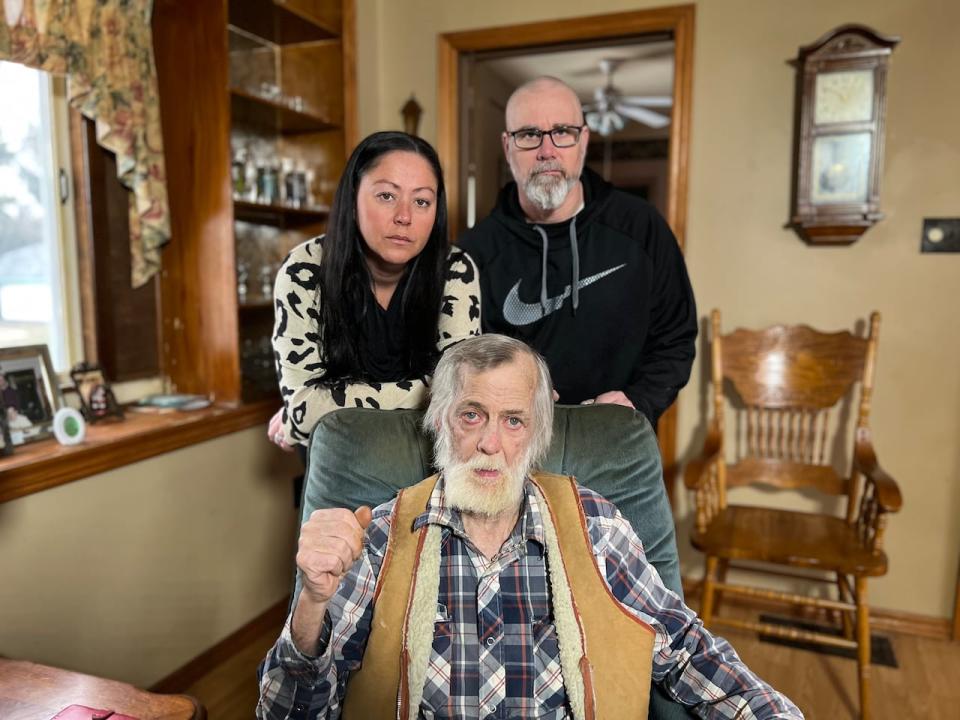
top-left (582, 58), bottom-right (672, 135)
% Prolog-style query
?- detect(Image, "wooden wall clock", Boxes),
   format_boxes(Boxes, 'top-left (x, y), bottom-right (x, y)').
top-left (791, 24), bottom-right (900, 245)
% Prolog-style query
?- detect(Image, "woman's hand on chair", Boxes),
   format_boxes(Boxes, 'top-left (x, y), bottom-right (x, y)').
top-left (267, 408), bottom-right (295, 452)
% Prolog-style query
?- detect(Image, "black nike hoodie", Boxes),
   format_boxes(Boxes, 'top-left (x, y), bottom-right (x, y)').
top-left (458, 166), bottom-right (697, 425)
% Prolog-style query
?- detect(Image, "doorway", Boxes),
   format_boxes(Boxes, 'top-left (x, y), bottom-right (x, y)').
top-left (460, 37), bottom-right (674, 226)
top-left (437, 5), bottom-right (695, 484)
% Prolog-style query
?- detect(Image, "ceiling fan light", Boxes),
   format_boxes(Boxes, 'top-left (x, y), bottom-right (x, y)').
top-left (599, 114), bottom-right (614, 136)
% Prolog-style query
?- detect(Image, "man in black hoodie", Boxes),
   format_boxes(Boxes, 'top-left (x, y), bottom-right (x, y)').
top-left (459, 76), bottom-right (697, 428)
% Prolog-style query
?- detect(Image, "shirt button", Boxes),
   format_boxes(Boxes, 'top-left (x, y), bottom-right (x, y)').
top-left (486, 636), bottom-right (495, 646)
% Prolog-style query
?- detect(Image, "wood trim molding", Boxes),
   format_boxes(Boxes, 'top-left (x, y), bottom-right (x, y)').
top-left (437, 34), bottom-right (460, 236)
top-left (0, 401), bottom-right (275, 504)
top-left (437, 4), bottom-right (696, 476)
top-left (341, 0), bottom-right (358, 152)
top-left (150, 597), bottom-right (289, 694)
top-left (153, 0), bottom-right (240, 403)
top-left (68, 107), bottom-right (99, 364)
top-left (954, 557), bottom-right (960, 641)
top-left (682, 576), bottom-right (954, 641)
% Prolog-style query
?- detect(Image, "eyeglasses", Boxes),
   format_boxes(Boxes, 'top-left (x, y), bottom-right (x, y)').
top-left (505, 124), bottom-right (586, 150)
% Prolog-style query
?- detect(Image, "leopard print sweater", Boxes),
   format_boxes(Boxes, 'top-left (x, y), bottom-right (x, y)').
top-left (272, 237), bottom-right (481, 445)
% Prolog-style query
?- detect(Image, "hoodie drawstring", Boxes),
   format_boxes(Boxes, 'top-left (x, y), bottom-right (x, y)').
top-left (569, 217), bottom-right (580, 313)
top-left (532, 218), bottom-right (582, 315)
top-left (533, 225), bottom-right (549, 313)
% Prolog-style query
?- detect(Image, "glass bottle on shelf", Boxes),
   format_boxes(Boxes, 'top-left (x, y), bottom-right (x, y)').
top-left (244, 149), bottom-right (257, 202)
top-left (294, 161), bottom-right (308, 208)
top-left (281, 157), bottom-right (295, 206)
top-left (305, 168), bottom-right (316, 208)
top-left (269, 163), bottom-right (281, 205)
top-left (231, 147), bottom-right (247, 200)
top-left (257, 161), bottom-right (280, 206)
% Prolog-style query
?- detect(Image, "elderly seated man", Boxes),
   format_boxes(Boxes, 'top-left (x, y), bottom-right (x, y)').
top-left (257, 335), bottom-right (803, 720)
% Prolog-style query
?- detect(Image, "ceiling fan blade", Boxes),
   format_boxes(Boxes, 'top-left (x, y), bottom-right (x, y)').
top-left (617, 95), bottom-right (673, 108)
top-left (615, 104), bottom-right (671, 129)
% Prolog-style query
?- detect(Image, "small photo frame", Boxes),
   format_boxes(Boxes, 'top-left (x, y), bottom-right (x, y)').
top-left (70, 362), bottom-right (124, 423)
top-left (0, 413), bottom-right (12, 456)
top-left (0, 344), bottom-right (63, 445)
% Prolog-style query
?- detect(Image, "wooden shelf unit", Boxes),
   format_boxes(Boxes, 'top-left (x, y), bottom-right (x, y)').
top-left (229, 0), bottom-right (354, 402)
top-left (152, 0), bottom-right (355, 405)
top-left (229, 0), bottom-right (341, 44)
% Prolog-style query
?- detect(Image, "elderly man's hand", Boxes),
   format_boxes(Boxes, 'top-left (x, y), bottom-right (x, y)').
top-left (291, 506), bottom-right (372, 655)
top-left (582, 390), bottom-right (635, 409)
top-left (296, 507), bottom-right (373, 605)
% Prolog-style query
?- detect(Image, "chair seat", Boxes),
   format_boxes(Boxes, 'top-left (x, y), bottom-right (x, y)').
top-left (691, 505), bottom-right (888, 577)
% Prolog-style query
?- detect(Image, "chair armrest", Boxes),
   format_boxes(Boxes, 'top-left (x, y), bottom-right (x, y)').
top-left (683, 423), bottom-right (722, 491)
top-left (854, 428), bottom-right (902, 514)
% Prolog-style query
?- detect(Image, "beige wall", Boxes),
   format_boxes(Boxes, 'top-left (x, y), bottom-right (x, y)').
top-left (356, 0), bottom-right (960, 618)
top-left (0, 428), bottom-right (300, 687)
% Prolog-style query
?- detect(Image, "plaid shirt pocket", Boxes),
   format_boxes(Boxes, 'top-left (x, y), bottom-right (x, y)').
top-left (421, 618), bottom-right (455, 717)
top-left (531, 617), bottom-right (567, 715)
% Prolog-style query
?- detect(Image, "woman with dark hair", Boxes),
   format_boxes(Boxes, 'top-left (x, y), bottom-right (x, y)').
top-left (268, 131), bottom-right (480, 448)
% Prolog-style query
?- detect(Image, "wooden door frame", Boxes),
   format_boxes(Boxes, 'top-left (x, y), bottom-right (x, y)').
top-left (437, 4), bottom-right (696, 484)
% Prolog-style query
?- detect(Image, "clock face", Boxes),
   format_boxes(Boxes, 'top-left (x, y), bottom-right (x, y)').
top-left (814, 69), bottom-right (874, 124)
top-left (810, 132), bottom-right (871, 204)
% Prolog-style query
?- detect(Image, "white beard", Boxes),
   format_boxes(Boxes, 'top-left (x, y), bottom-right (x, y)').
top-left (437, 438), bottom-right (534, 518)
top-left (513, 160), bottom-right (579, 211)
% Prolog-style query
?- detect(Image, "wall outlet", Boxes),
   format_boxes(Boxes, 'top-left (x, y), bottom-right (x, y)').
top-left (920, 218), bottom-right (960, 253)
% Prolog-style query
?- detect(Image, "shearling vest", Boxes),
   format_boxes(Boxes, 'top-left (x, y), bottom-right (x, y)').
top-left (341, 472), bottom-right (655, 719)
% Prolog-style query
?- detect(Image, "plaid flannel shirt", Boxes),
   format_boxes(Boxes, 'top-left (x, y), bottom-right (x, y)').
top-left (258, 479), bottom-right (803, 720)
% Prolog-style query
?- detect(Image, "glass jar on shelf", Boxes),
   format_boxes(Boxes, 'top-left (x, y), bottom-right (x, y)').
top-left (236, 260), bottom-right (249, 304)
top-left (260, 263), bottom-right (275, 300)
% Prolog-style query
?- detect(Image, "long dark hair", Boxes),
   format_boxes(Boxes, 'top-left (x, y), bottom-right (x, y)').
top-left (318, 131), bottom-right (449, 383)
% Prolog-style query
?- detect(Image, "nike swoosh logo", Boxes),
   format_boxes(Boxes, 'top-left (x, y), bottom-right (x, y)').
top-left (502, 264), bottom-right (626, 326)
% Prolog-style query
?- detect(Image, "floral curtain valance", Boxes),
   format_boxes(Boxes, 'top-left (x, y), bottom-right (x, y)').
top-left (0, 0), bottom-right (169, 287)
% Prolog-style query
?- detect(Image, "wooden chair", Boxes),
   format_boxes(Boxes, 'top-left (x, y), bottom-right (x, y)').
top-left (684, 310), bottom-right (901, 720)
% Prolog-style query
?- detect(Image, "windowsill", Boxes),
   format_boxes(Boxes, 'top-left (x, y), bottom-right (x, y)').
top-left (0, 400), bottom-right (276, 503)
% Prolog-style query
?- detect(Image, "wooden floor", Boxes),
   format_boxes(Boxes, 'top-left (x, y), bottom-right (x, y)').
top-left (183, 623), bottom-right (278, 719)
top-left (185, 613), bottom-right (960, 718)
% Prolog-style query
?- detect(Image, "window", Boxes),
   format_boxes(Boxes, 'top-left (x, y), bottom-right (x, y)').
top-left (0, 61), bottom-right (80, 372)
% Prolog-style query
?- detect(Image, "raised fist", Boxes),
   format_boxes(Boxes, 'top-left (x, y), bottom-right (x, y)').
top-left (296, 506), bottom-right (373, 604)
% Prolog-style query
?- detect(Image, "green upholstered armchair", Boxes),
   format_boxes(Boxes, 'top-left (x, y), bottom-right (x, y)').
top-left (298, 404), bottom-right (689, 720)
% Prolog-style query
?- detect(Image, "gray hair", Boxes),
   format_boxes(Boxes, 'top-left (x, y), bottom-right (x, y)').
top-left (423, 335), bottom-right (554, 469)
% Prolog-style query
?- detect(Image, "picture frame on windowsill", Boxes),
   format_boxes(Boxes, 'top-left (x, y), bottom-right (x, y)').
top-left (0, 412), bottom-right (12, 456)
top-left (69, 361), bottom-right (125, 424)
top-left (0, 344), bottom-right (63, 446)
